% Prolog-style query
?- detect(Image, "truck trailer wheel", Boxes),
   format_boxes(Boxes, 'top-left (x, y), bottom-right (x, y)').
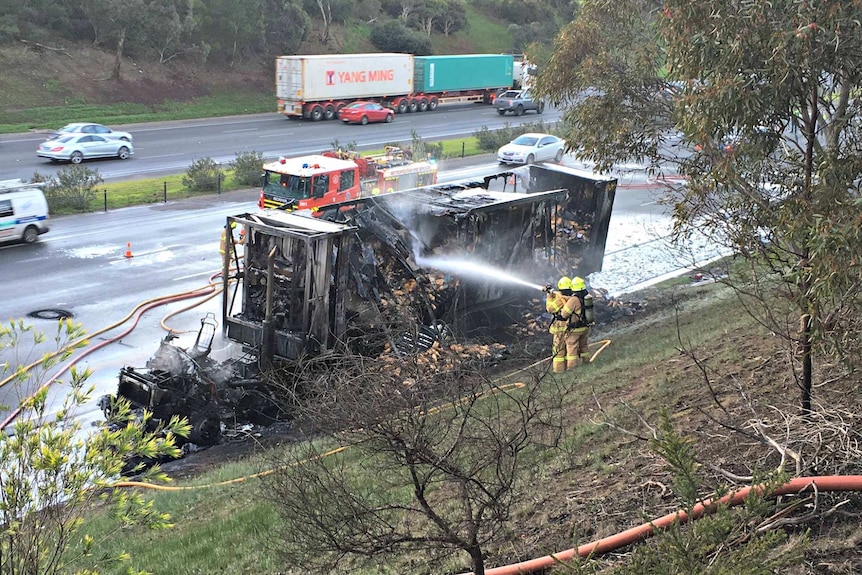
top-left (407, 99), bottom-right (418, 113)
top-left (418, 98), bottom-right (428, 112)
top-left (397, 99), bottom-right (408, 114)
top-left (324, 104), bottom-right (337, 120)
top-left (310, 105), bottom-right (324, 121)
top-left (428, 96), bottom-right (439, 111)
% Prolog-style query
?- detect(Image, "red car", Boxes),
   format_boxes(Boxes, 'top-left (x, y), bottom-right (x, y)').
top-left (338, 101), bottom-right (394, 125)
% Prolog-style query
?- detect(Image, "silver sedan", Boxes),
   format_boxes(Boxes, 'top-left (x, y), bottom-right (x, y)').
top-left (497, 133), bottom-right (566, 165)
top-left (37, 134), bottom-right (134, 164)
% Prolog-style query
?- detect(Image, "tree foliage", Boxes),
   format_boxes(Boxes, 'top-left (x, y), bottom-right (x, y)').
top-left (369, 19), bottom-right (432, 54)
top-left (183, 157), bottom-right (224, 193)
top-left (536, 0), bottom-right (862, 412)
top-left (230, 151), bottom-right (265, 187)
top-left (31, 165), bottom-right (103, 212)
top-left (0, 319), bottom-right (189, 575)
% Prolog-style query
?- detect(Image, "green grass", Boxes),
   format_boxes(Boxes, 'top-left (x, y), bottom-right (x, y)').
top-left (0, 91), bottom-right (274, 134)
top-left (432, 2), bottom-right (512, 54)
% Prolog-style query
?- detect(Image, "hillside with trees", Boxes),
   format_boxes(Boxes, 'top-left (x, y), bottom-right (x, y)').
top-left (0, 0), bottom-right (576, 130)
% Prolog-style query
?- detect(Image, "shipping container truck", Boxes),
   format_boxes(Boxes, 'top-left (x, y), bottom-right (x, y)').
top-left (276, 53), bottom-right (516, 120)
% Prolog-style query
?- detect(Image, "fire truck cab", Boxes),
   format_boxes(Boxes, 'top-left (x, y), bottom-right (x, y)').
top-left (259, 155), bottom-right (360, 211)
top-left (259, 150), bottom-right (438, 211)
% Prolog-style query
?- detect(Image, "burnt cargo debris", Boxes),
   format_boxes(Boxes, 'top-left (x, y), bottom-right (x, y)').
top-left (223, 163), bottom-right (616, 362)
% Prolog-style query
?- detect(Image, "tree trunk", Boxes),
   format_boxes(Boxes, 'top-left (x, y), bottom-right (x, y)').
top-left (800, 313), bottom-right (812, 415)
top-left (317, 0), bottom-right (331, 43)
top-left (112, 27), bottom-right (126, 81)
top-left (468, 544), bottom-right (485, 575)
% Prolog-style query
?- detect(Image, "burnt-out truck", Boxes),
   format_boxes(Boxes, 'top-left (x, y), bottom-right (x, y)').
top-left (102, 162), bottom-right (615, 448)
top-left (222, 163), bottom-right (617, 362)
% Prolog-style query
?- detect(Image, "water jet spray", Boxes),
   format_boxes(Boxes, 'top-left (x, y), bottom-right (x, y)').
top-left (413, 254), bottom-right (547, 292)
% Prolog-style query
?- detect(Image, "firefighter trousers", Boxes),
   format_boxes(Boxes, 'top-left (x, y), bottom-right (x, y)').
top-left (552, 327), bottom-right (590, 372)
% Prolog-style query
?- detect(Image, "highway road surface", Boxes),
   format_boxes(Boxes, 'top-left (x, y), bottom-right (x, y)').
top-left (0, 104), bottom-right (564, 182)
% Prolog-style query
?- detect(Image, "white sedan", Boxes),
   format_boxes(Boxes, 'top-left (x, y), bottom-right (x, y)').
top-left (37, 134), bottom-right (134, 164)
top-left (497, 133), bottom-right (566, 165)
top-left (49, 122), bottom-right (133, 143)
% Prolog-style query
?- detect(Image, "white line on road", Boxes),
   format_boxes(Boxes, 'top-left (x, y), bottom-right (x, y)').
top-left (223, 128), bottom-right (259, 134)
top-left (146, 153), bottom-right (187, 159)
top-left (258, 132), bottom-right (295, 138)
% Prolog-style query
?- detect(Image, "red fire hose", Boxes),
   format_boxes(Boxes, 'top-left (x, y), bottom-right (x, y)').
top-left (472, 475), bottom-right (862, 575)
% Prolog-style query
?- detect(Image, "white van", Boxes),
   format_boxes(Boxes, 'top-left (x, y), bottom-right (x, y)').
top-left (0, 179), bottom-right (50, 244)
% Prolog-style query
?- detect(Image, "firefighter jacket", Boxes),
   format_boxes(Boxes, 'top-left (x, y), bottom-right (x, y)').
top-left (546, 291), bottom-right (582, 333)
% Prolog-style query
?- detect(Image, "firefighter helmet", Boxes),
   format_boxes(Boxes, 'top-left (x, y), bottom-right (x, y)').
top-left (571, 276), bottom-right (586, 291)
top-left (557, 276), bottom-right (572, 290)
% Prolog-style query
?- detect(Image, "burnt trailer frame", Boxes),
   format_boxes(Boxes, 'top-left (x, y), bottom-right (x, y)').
top-left (222, 211), bottom-right (356, 363)
top-left (222, 163), bottom-right (616, 362)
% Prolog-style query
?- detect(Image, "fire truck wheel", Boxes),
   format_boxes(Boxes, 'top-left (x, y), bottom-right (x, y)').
top-left (324, 104), bottom-right (337, 120)
top-left (310, 105), bottom-right (324, 121)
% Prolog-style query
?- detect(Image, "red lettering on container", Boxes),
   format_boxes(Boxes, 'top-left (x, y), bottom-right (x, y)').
top-left (338, 71), bottom-right (367, 83)
top-left (368, 69), bottom-right (395, 82)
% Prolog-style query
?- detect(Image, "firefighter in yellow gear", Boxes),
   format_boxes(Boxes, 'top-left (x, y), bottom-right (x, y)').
top-left (568, 276), bottom-right (591, 366)
top-left (220, 222), bottom-right (246, 256)
top-left (545, 276), bottom-right (590, 372)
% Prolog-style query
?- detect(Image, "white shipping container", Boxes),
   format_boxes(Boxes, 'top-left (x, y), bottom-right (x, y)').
top-left (276, 54), bottom-right (414, 102)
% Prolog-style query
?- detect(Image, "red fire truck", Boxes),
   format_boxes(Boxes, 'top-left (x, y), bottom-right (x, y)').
top-left (258, 147), bottom-right (438, 211)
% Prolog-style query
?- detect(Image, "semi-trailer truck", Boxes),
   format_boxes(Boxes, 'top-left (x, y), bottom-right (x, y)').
top-left (276, 53), bottom-right (517, 120)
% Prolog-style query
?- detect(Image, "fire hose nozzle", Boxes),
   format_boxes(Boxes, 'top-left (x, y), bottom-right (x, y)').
top-left (543, 284), bottom-right (554, 293)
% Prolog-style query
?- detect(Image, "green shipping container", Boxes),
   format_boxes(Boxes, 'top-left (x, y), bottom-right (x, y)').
top-left (413, 54), bottom-right (514, 93)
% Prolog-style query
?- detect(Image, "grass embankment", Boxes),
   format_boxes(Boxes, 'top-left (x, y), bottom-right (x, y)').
top-left (0, 91), bottom-right (274, 135)
top-left (72, 278), bottom-right (797, 575)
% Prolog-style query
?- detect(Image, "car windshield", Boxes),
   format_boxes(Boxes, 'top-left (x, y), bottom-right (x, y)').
top-left (54, 135), bottom-right (76, 143)
top-left (345, 103), bottom-right (363, 109)
top-left (512, 135), bottom-right (539, 146)
top-left (58, 125), bottom-right (81, 132)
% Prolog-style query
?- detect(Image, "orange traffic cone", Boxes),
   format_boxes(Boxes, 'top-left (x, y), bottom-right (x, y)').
top-left (124, 242), bottom-right (133, 258)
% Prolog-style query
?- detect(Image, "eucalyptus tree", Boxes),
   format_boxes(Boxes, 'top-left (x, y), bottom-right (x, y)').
top-left (537, 0), bottom-right (862, 413)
